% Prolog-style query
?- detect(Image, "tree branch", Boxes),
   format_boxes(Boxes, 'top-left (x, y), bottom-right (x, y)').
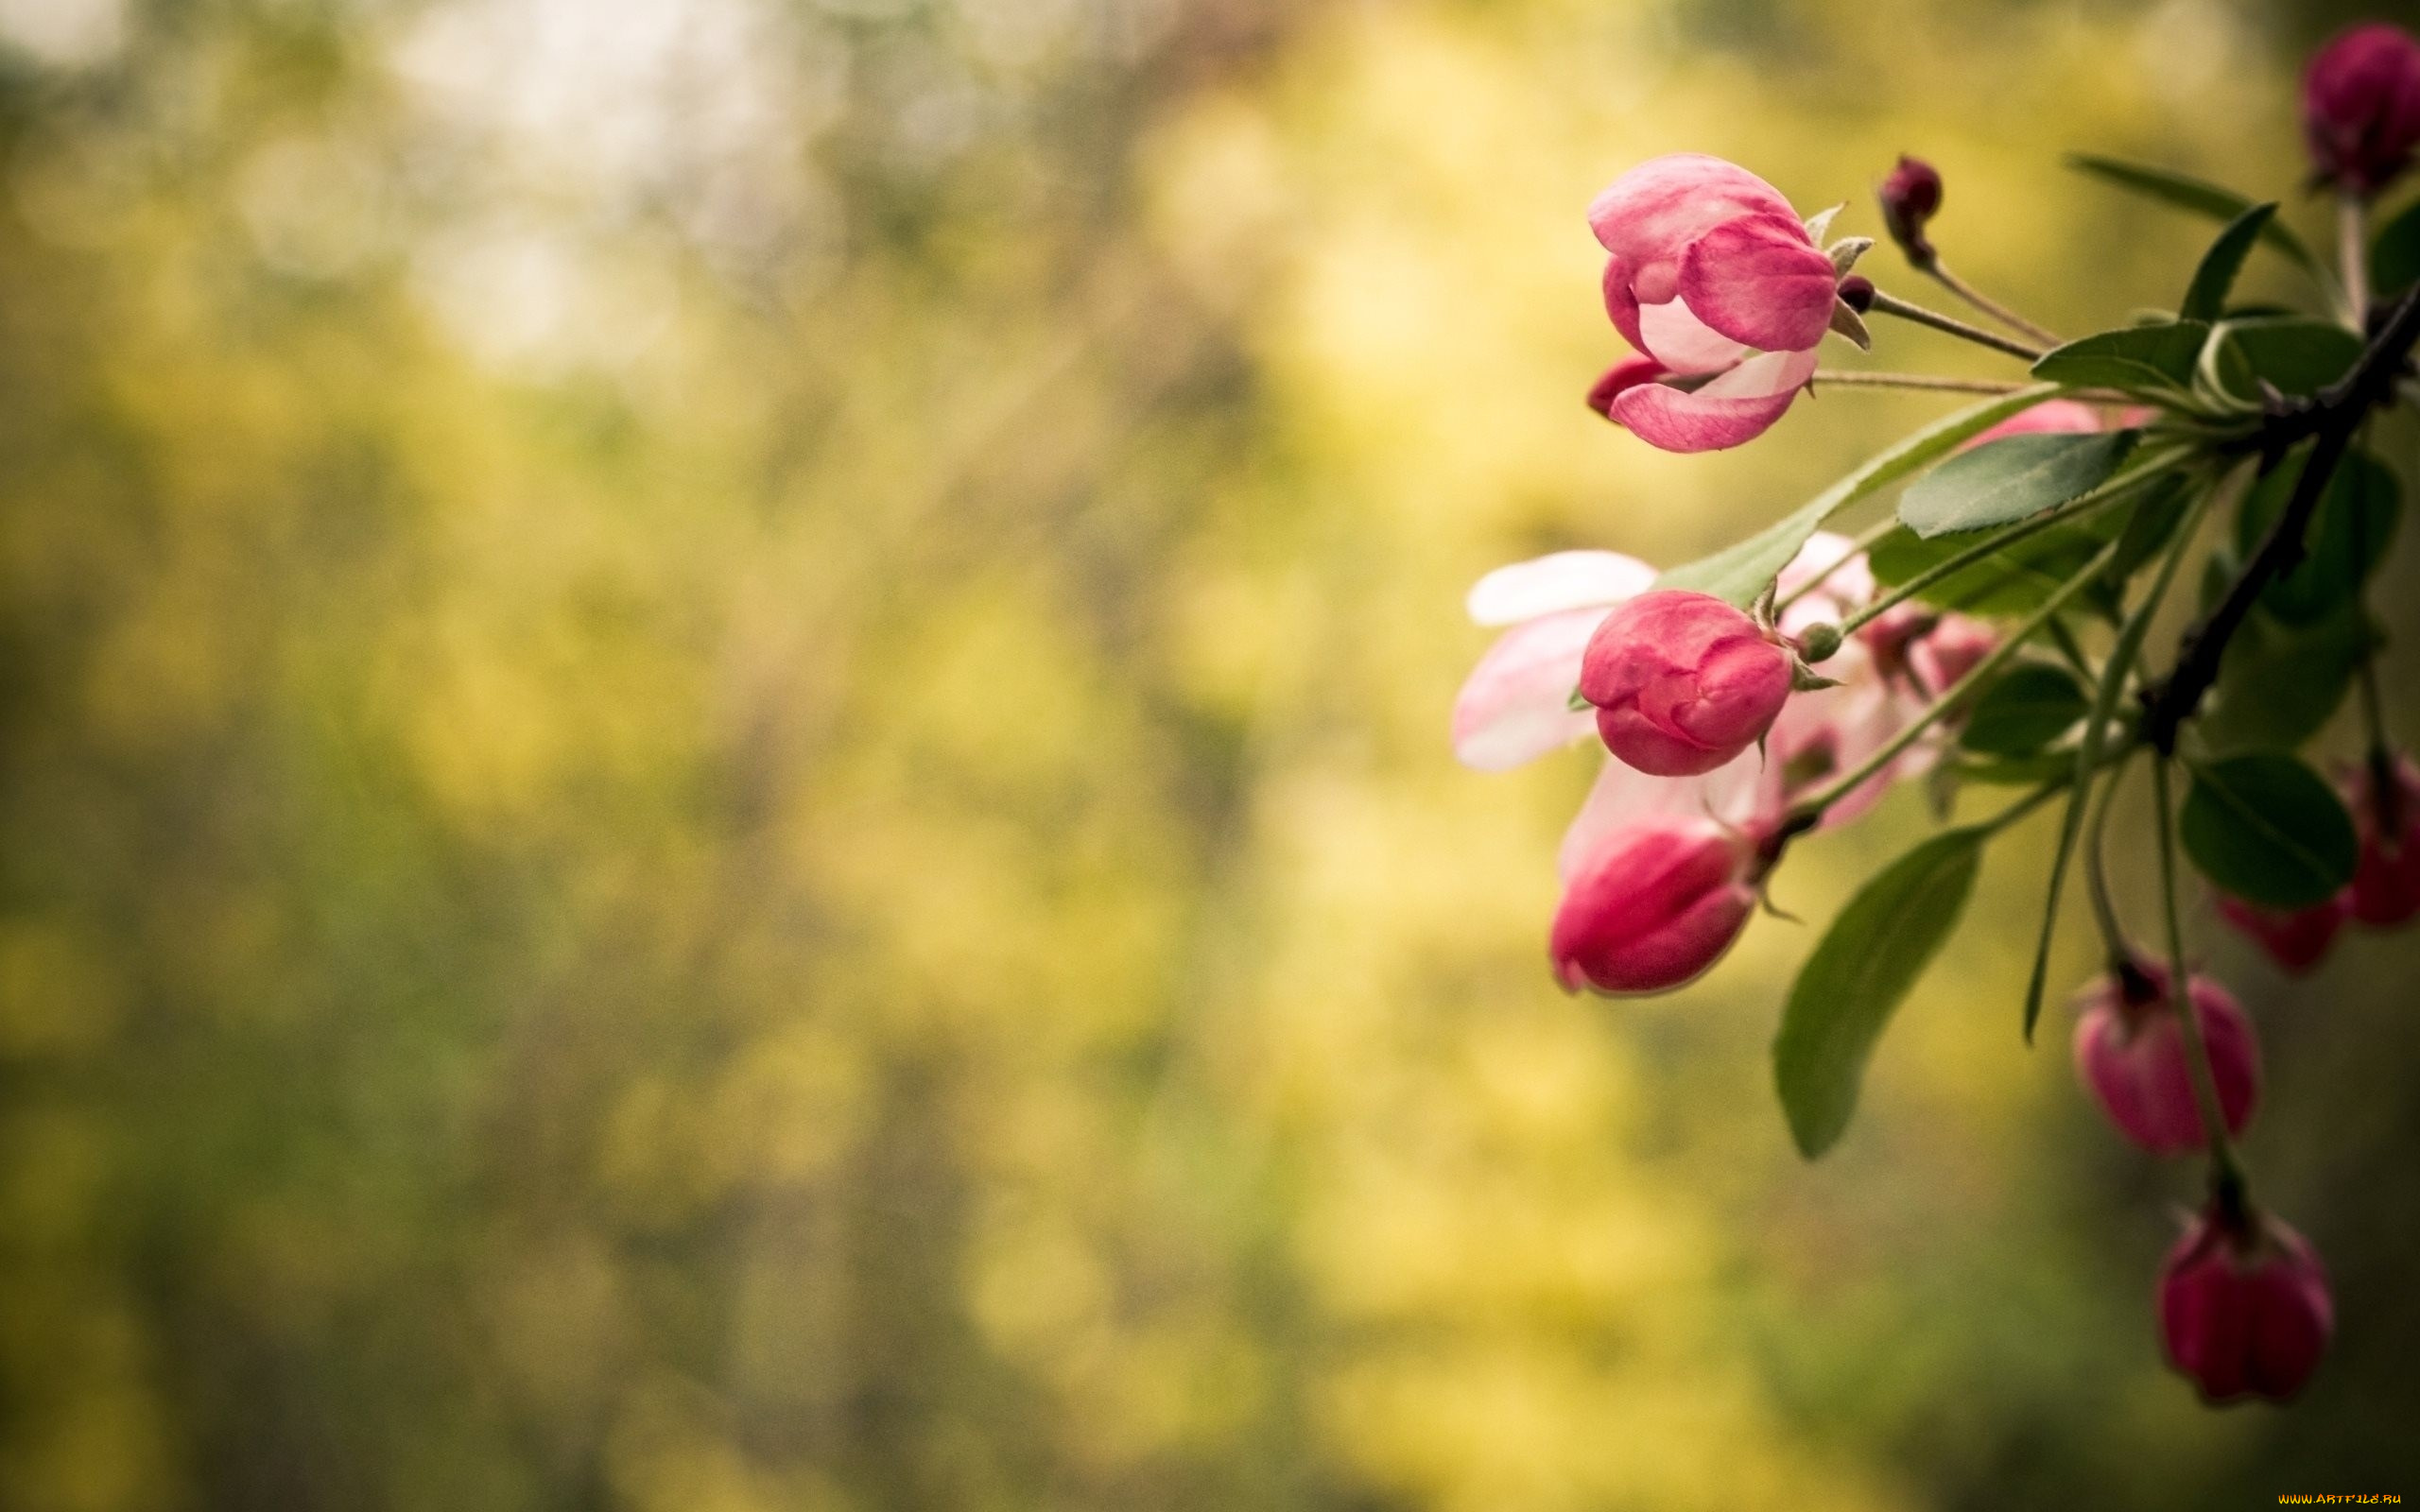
top-left (2137, 287), bottom-right (2420, 755)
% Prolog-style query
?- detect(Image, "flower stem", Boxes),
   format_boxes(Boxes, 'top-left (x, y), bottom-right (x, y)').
top-left (1812, 370), bottom-right (2034, 394)
top-left (1826, 450), bottom-right (2190, 642)
top-left (1923, 259), bottom-right (2063, 348)
top-left (2150, 752), bottom-right (2247, 1194)
top-left (2083, 747), bottom-right (2135, 962)
top-left (1786, 534), bottom-right (2124, 827)
top-left (1864, 288), bottom-right (2046, 363)
top-left (2340, 192), bottom-right (2371, 330)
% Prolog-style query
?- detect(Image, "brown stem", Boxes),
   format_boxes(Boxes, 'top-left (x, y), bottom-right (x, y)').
top-left (2139, 286), bottom-right (2420, 754)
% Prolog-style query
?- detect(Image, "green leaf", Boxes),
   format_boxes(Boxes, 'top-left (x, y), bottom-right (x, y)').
top-left (2180, 753), bottom-right (2359, 909)
top-left (2235, 447), bottom-right (2402, 625)
top-left (1961, 662), bottom-right (2090, 756)
top-left (1655, 387), bottom-right (2063, 608)
top-left (2201, 608), bottom-right (2376, 753)
top-left (2104, 472), bottom-right (2195, 581)
top-left (1774, 828), bottom-right (1986, 1158)
top-left (2180, 202), bottom-right (2277, 321)
top-left (1899, 431), bottom-right (2139, 540)
top-left (2031, 322), bottom-right (2209, 396)
top-left (2374, 197), bottom-right (2420, 300)
top-left (2211, 318), bottom-right (2364, 401)
top-left (2065, 154), bottom-right (2327, 282)
top-left (1869, 522), bottom-right (2109, 617)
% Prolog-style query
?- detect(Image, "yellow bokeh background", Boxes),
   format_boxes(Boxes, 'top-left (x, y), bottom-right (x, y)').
top-left (2, 0), bottom-right (2415, 1506)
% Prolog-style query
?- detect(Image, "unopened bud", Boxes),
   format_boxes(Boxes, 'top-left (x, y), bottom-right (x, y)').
top-left (1836, 275), bottom-right (1876, 314)
top-left (1794, 622), bottom-right (1842, 663)
top-left (2303, 23), bottom-right (2420, 198)
top-left (2070, 962), bottom-right (2260, 1156)
top-left (2160, 1206), bottom-right (2333, 1403)
top-left (1877, 155), bottom-right (1943, 266)
top-left (1579, 590), bottom-right (1793, 778)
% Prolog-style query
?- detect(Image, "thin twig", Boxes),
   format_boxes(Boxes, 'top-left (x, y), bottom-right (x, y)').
top-left (1925, 259), bottom-right (2063, 347)
top-left (1865, 288), bottom-right (2046, 362)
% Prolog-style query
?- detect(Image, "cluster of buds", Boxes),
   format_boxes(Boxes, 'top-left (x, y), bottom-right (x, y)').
top-left (1456, 17), bottom-right (2420, 1409)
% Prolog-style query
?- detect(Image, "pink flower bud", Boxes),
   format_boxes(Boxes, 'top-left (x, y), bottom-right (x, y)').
top-left (2159, 1206), bottom-right (2333, 1404)
top-left (2346, 752), bottom-right (2420, 926)
top-left (2216, 892), bottom-right (2347, 975)
top-left (1580, 590), bottom-right (1794, 778)
top-left (2071, 964), bottom-right (2259, 1156)
top-left (1585, 356), bottom-right (1668, 419)
top-left (2303, 23), bottom-right (2420, 197)
top-left (1550, 814), bottom-right (1761, 995)
top-left (1877, 154), bottom-right (1942, 264)
top-left (1588, 154), bottom-right (1834, 452)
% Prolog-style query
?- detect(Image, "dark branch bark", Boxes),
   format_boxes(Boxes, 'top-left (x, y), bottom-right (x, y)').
top-left (2137, 287), bottom-right (2420, 756)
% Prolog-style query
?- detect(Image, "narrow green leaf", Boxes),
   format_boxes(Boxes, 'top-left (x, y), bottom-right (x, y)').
top-left (1899, 431), bottom-right (2138, 539)
top-left (1961, 663), bottom-right (2090, 756)
top-left (1775, 828), bottom-right (1985, 1158)
top-left (2374, 196), bottom-right (2420, 300)
top-left (2180, 753), bottom-right (2359, 908)
top-left (2031, 322), bottom-right (2210, 396)
top-left (2180, 202), bottom-right (2277, 321)
top-left (2065, 154), bottom-right (2327, 281)
top-left (1655, 386), bottom-right (2061, 607)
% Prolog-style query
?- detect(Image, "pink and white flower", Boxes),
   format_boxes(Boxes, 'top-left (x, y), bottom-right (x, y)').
top-left (1450, 550), bottom-right (1657, 772)
top-left (1588, 154), bottom-right (1841, 453)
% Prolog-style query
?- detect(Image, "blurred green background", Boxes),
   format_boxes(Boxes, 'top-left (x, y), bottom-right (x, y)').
top-left (4, 0), bottom-right (2418, 1506)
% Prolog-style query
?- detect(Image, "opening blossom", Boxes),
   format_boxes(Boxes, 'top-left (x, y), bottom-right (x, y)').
top-left (2071, 964), bottom-right (2260, 1157)
top-left (2159, 1207), bottom-right (2335, 1404)
top-left (1579, 590), bottom-right (1796, 777)
top-left (2302, 22), bottom-right (2420, 197)
top-left (1587, 154), bottom-right (1843, 452)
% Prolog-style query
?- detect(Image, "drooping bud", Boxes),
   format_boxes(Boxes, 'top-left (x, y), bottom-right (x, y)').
top-left (2071, 963), bottom-right (2260, 1156)
top-left (1579, 590), bottom-right (1794, 778)
top-left (1585, 356), bottom-right (1668, 419)
top-left (2345, 751), bottom-right (2420, 926)
top-left (2302, 23), bottom-right (2420, 198)
top-left (2216, 892), bottom-right (2347, 975)
top-left (1877, 154), bottom-right (1943, 266)
top-left (1550, 814), bottom-right (1763, 995)
top-left (2159, 1205), bottom-right (2334, 1404)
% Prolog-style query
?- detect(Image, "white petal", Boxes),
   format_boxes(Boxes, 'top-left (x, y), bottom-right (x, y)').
top-left (1450, 609), bottom-right (1606, 771)
top-left (1557, 747), bottom-right (1771, 880)
top-left (1637, 296), bottom-right (1749, 375)
top-left (1465, 550), bottom-right (1657, 627)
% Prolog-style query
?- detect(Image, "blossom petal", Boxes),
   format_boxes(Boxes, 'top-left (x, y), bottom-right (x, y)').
top-left (1601, 256), bottom-right (1646, 352)
top-left (1466, 550), bottom-right (1656, 626)
top-left (1964, 399), bottom-right (2106, 446)
top-left (1587, 154), bottom-right (1801, 300)
top-left (1558, 749), bottom-right (1769, 880)
top-left (1636, 296), bottom-right (1751, 375)
top-left (1610, 348), bottom-right (1818, 453)
top-left (1677, 213), bottom-right (1839, 353)
top-left (1450, 608), bottom-right (1607, 770)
